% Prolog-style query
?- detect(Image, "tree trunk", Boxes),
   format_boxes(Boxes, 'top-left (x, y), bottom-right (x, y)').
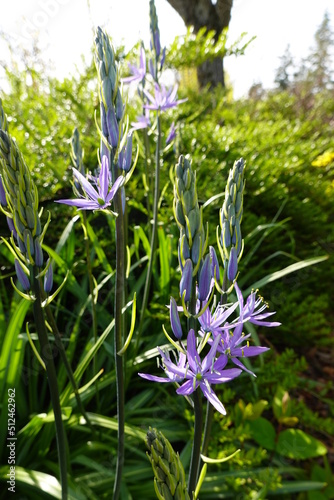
top-left (166, 0), bottom-right (233, 88)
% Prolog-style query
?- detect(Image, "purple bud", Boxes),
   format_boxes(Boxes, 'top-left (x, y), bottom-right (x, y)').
top-left (170, 297), bottom-right (183, 339)
top-left (6, 216), bottom-right (17, 239)
top-left (34, 239), bottom-right (44, 267)
top-left (165, 121), bottom-right (176, 146)
top-left (160, 46), bottom-right (166, 71)
top-left (44, 261), bottom-right (53, 293)
top-left (180, 259), bottom-right (193, 302)
top-left (118, 133), bottom-right (132, 172)
top-left (198, 254), bottom-right (211, 301)
top-left (191, 233), bottom-right (201, 265)
top-left (227, 246), bottom-right (238, 281)
top-left (100, 102), bottom-right (108, 137)
top-left (106, 108), bottom-right (119, 148)
top-left (154, 30), bottom-right (161, 58)
top-left (209, 246), bottom-right (220, 281)
top-left (14, 259), bottom-right (30, 291)
top-left (222, 220), bottom-right (231, 250)
top-left (148, 58), bottom-right (156, 80)
top-left (0, 175), bottom-right (7, 206)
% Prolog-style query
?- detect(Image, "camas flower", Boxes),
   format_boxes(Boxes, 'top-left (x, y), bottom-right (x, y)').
top-left (130, 111), bottom-right (151, 132)
top-left (199, 283), bottom-right (279, 376)
top-left (143, 83), bottom-right (186, 112)
top-left (139, 329), bottom-right (241, 415)
top-left (56, 155), bottom-right (123, 211)
top-left (122, 47), bottom-right (146, 84)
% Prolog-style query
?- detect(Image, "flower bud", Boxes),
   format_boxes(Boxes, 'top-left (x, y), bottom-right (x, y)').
top-left (170, 297), bottom-right (183, 339)
top-left (0, 174), bottom-right (7, 206)
top-left (14, 259), bottom-right (30, 291)
top-left (34, 238), bottom-right (44, 267)
top-left (198, 254), bottom-right (211, 301)
top-left (44, 261), bottom-right (53, 293)
top-left (180, 259), bottom-right (192, 302)
top-left (106, 107), bottom-right (119, 148)
top-left (227, 246), bottom-right (238, 281)
top-left (209, 245), bottom-right (220, 281)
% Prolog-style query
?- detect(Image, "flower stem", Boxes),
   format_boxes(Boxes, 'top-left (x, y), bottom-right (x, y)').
top-left (188, 389), bottom-right (203, 497)
top-left (202, 269), bottom-right (228, 457)
top-left (143, 128), bottom-right (152, 235)
top-left (43, 301), bottom-right (96, 438)
top-left (31, 266), bottom-right (68, 500)
top-left (137, 113), bottom-right (161, 338)
top-left (187, 276), bottom-right (203, 495)
top-left (112, 171), bottom-right (126, 500)
top-left (82, 210), bottom-right (99, 407)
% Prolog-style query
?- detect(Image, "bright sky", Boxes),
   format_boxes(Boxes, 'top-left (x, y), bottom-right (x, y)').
top-left (0, 0), bottom-right (333, 97)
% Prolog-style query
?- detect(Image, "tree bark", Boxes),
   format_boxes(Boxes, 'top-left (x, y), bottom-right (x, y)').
top-left (166, 0), bottom-right (233, 88)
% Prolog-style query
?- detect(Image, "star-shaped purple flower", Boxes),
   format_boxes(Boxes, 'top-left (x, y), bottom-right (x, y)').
top-left (122, 47), bottom-right (146, 85)
top-left (143, 83), bottom-right (186, 112)
top-left (56, 155), bottom-right (123, 211)
top-left (139, 329), bottom-right (241, 415)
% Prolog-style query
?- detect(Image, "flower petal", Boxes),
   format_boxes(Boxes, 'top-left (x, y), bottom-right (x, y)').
top-left (176, 378), bottom-right (196, 396)
top-left (200, 383), bottom-right (226, 415)
top-left (138, 373), bottom-right (171, 383)
top-left (186, 329), bottom-right (200, 373)
top-left (72, 168), bottom-right (99, 201)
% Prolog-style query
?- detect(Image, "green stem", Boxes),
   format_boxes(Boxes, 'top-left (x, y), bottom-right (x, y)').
top-left (143, 128), bottom-right (152, 235)
top-left (82, 210), bottom-right (99, 406)
top-left (112, 174), bottom-right (126, 500)
top-left (31, 266), bottom-right (68, 500)
top-left (43, 301), bottom-right (96, 438)
top-left (202, 269), bottom-right (228, 457)
top-left (188, 389), bottom-right (203, 497)
top-left (187, 276), bottom-right (203, 496)
top-left (137, 113), bottom-right (161, 339)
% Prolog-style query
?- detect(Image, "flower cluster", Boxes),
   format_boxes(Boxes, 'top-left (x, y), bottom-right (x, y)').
top-left (140, 156), bottom-right (280, 415)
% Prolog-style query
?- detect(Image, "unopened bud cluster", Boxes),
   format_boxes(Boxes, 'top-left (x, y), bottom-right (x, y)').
top-left (94, 27), bottom-right (132, 173)
top-left (174, 155), bottom-right (206, 272)
top-left (0, 103), bottom-right (51, 293)
top-left (146, 427), bottom-right (190, 500)
top-left (149, 0), bottom-right (166, 79)
top-left (219, 158), bottom-right (245, 282)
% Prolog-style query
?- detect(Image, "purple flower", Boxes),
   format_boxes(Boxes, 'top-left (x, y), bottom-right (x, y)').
top-left (122, 47), bottom-right (146, 84)
top-left (235, 283), bottom-right (281, 328)
top-left (56, 155), bottom-right (123, 211)
top-left (165, 121), bottom-right (176, 145)
top-left (130, 113), bottom-right (151, 131)
top-left (139, 329), bottom-right (241, 415)
top-left (143, 83), bottom-right (186, 112)
top-left (198, 299), bottom-right (240, 337)
top-left (200, 284), bottom-right (278, 376)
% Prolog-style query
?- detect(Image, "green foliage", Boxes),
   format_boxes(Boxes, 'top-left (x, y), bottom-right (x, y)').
top-left (167, 26), bottom-right (255, 69)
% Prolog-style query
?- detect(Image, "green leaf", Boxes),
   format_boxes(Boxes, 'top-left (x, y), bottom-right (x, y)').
top-left (248, 417), bottom-right (276, 451)
top-left (243, 255), bottom-right (328, 295)
top-left (273, 386), bottom-right (295, 421)
top-left (277, 429), bottom-right (327, 459)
